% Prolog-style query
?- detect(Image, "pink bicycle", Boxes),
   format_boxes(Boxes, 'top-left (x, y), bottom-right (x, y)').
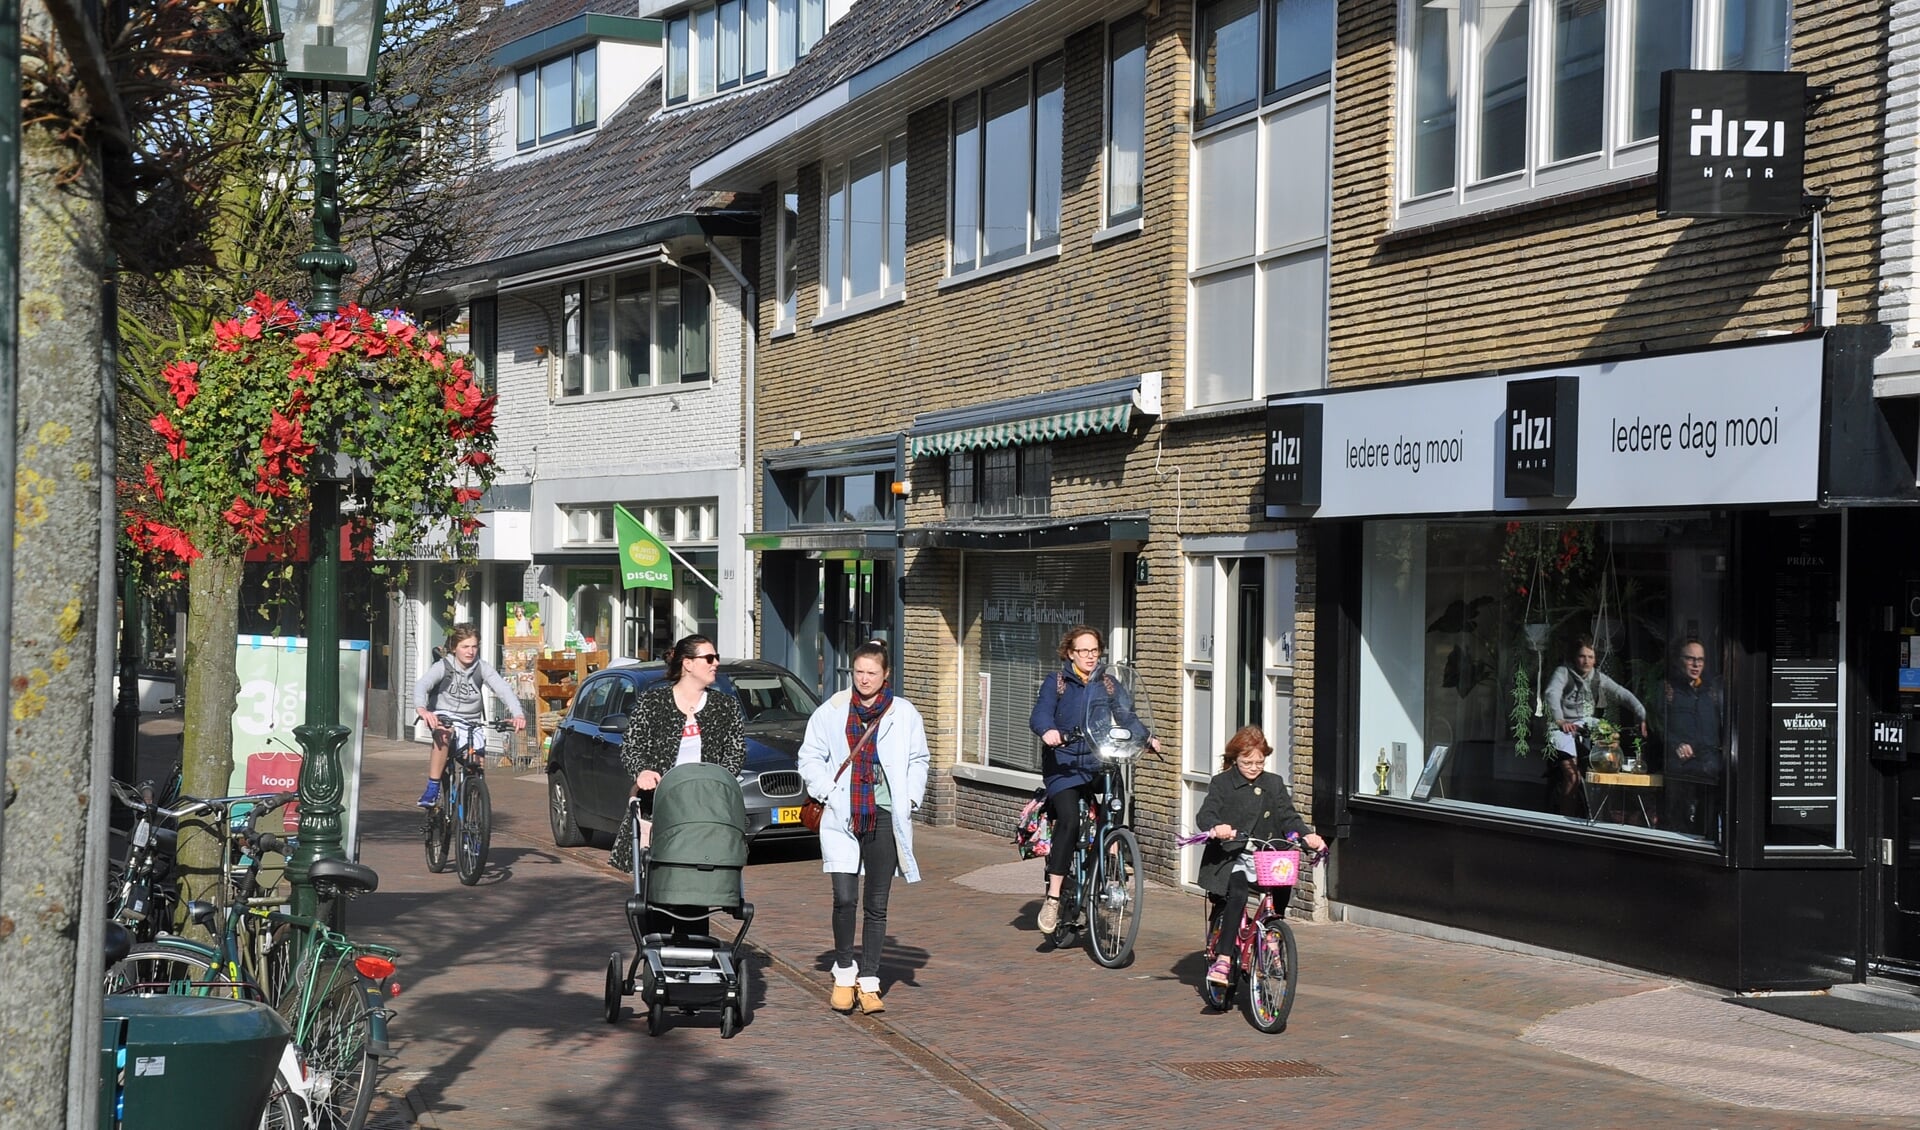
top-left (1198, 834), bottom-right (1327, 1033)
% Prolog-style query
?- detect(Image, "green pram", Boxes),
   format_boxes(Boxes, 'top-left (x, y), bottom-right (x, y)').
top-left (602, 762), bottom-right (756, 1037)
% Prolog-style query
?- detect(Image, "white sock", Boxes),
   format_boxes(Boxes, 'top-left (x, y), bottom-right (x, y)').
top-left (831, 963), bottom-right (857, 988)
top-left (857, 975), bottom-right (880, 994)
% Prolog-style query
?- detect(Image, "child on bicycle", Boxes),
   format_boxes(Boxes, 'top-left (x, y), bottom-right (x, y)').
top-left (414, 624), bottom-right (525, 807)
top-left (1196, 725), bottom-right (1325, 985)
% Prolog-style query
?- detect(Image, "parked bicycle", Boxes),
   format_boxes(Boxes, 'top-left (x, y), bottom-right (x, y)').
top-left (1198, 834), bottom-right (1327, 1033)
top-left (103, 789), bottom-right (400, 1130)
top-left (422, 715), bottom-right (511, 885)
top-left (1040, 663), bottom-right (1153, 967)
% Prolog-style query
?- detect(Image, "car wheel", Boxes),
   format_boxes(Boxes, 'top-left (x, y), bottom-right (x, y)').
top-left (549, 772), bottom-right (587, 847)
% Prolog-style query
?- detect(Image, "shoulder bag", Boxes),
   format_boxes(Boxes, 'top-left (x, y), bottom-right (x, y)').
top-left (799, 708), bottom-right (889, 833)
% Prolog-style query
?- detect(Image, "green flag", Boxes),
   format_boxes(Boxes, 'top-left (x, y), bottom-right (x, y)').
top-left (615, 504), bottom-right (673, 590)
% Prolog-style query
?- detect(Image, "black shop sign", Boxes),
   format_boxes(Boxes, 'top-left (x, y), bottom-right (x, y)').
top-left (1265, 402), bottom-right (1322, 508)
top-left (1657, 69), bottom-right (1807, 218)
top-left (1503, 376), bottom-right (1578, 499)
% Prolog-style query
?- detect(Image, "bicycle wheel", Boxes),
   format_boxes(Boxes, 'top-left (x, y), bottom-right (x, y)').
top-left (258, 1069), bottom-right (301, 1130)
top-left (1241, 918), bottom-right (1299, 1034)
top-left (456, 777), bottom-right (491, 886)
top-left (424, 781), bottom-right (453, 873)
top-left (1087, 827), bottom-right (1144, 968)
top-left (1199, 907), bottom-right (1236, 1012)
top-left (299, 971), bottom-right (377, 1130)
top-left (104, 943), bottom-right (224, 996)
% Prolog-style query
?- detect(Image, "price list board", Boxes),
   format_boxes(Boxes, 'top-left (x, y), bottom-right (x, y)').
top-left (1767, 517), bottom-right (1842, 848)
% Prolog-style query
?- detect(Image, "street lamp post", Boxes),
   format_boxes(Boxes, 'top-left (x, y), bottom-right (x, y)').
top-left (265, 0), bottom-right (384, 921)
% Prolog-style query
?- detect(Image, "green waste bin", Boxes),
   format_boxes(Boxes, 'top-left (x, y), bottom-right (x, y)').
top-left (100, 995), bottom-right (291, 1130)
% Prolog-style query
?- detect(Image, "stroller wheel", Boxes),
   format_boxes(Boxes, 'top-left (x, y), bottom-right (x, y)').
top-left (645, 998), bottom-right (665, 1037)
top-left (720, 1004), bottom-right (739, 1039)
top-left (603, 951), bottom-right (624, 1024)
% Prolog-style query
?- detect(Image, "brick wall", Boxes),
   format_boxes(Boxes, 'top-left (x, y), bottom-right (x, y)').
top-left (1329, 1), bottom-right (1888, 385)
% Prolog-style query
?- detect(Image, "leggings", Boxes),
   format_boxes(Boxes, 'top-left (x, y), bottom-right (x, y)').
top-left (1207, 872), bottom-right (1292, 956)
top-left (1044, 784), bottom-right (1096, 878)
top-left (831, 809), bottom-right (899, 979)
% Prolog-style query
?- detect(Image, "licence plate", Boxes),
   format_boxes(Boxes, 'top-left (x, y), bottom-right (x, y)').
top-left (775, 806), bottom-right (802, 825)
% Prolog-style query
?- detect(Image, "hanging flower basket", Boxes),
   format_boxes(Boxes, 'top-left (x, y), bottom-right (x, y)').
top-left (120, 293), bottom-right (498, 575)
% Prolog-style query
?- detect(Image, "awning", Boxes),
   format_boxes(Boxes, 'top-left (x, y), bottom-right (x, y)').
top-left (908, 373), bottom-right (1161, 459)
top-left (902, 513), bottom-right (1148, 551)
top-left (743, 528), bottom-right (899, 554)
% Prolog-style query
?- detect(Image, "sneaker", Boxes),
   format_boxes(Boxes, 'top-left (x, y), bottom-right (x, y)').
top-left (416, 780), bottom-right (441, 808)
top-left (1206, 955), bottom-right (1233, 985)
top-left (1037, 896), bottom-right (1061, 933)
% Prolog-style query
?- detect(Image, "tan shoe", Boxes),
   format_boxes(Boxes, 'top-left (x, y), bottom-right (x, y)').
top-left (829, 983), bottom-right (856, 1012)
top-left (1037, 896), bottom-right (1062, 933)
top-left (857, 989), bottom-right (885, 1014)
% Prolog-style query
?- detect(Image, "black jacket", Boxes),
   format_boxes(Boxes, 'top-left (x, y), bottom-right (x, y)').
top-left (1656, 676), bottom-right (1722, 781)
top-left (1194, 769), bottom-right (1311, 897)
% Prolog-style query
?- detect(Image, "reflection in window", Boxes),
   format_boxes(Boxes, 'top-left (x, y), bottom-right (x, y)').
top-left (1475, 0), bottom-right (1528, 180)
top-left (1107, 17), bottom-right (1147, 224)
top-left (1197, 0), bottom-right (1259, 120)
top-left (1358, 516), bottom-right (1729, 845)
top-left (1629, 0), bottom-right (1694, 142)
top-left (1548, 0), bottom-right (1604, 163)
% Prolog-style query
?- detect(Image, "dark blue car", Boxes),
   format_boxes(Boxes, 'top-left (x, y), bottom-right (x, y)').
top-left (545, 657), bottom-right (820, 847)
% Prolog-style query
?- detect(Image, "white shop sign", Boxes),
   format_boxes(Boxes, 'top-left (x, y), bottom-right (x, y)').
top-left (1266, 336), bottom-right (1824, 519)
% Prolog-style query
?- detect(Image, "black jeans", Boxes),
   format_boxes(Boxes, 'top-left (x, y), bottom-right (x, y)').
top-left (1045, 784), bottom-right (1095, 878)
top-left (831, 809), bottom-right (898, 980)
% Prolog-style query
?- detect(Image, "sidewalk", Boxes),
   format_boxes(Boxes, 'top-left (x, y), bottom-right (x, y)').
top-left (132, 722), bottom-right (1920, 1128)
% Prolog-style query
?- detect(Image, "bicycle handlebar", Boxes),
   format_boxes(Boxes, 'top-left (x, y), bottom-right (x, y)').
top-left (110, 781), bottom-right (297, 821)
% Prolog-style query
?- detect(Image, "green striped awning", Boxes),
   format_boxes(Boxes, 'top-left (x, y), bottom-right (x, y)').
top-left (909, 401), bottom-right (1134, 458)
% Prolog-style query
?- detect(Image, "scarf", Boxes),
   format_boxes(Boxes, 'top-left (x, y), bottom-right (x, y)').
top-left (846, 683), bottom-right (894, 834)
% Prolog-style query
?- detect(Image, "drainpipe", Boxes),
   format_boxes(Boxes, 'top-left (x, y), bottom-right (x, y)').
top-left (701, 239), bottom-right (756, 655)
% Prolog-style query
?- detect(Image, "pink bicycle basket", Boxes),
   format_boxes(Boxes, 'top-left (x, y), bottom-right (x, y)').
top-left (1251, 848), bottom-right (1301, 887)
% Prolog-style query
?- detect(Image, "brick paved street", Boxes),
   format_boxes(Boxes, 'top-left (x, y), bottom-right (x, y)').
top-left (146, 723), bottom-right (1920, 1129)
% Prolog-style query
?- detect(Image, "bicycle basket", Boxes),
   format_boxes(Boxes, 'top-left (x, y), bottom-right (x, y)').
top-left (1013, 791), bottom-right (1053, 860)
top-left (1251, 848), bottom-right (1301, 887)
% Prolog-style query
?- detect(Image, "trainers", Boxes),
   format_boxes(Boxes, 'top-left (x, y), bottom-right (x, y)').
top-left (1037, 896), bottom-right (1061, 933)
top-left (829, 984), bottom-right (856, 1013)
top-left (1206, 955), bottom-right (1233, 985)
top-left (416, 780), bottom-right (440, 808)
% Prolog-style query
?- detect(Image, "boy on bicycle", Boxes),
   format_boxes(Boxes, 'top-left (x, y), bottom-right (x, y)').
top-left (414, 624), bottom-right (526, 807)
top-left (1196, 725), bottom-right (1325, 985)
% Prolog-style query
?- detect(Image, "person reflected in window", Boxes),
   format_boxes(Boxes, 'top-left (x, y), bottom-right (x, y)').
top-left (1542, 634), bottom-right (1646, 818)
top-left (1657, 639), bottom-right (1723, 838)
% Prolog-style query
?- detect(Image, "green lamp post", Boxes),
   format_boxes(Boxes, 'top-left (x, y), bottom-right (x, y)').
top-left (264, 0), bottom-right (384, 921)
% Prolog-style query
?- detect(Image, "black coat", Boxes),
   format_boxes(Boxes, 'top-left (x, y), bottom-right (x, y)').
top-left (1193, 769), bottom-right (1312, 897)
top-left (1656, 676), bottom-right (1722, 782)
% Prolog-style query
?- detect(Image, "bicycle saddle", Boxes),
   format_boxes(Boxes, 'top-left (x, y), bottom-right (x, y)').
top-left (309, 858), bottom-right (380, 895)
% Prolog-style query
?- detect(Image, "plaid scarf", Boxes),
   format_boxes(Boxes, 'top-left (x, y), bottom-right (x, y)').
top-left (845, 684), bottom-right (893, 834)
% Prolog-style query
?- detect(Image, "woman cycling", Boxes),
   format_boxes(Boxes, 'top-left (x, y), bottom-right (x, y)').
top-left (1196, 725), bottom-right (1324, 986)
top-left (1028, 624), bottom-right (1157, 935)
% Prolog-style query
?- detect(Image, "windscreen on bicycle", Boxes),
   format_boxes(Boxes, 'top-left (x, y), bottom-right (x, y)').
top-left (1084, 662), bottom-right (1153, 761)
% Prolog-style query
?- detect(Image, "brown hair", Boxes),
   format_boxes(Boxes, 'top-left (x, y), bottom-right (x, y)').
top-left (666, 634), bottom-right (716, 682)
top-left (1220, 725), bottom-right (1273, 771)
top-left (1056, 625), bottom-right (1105, 662)
top-left (851, 639), bottom-right (891, 673)
top-left (446, 623), bottom-right (479, 651)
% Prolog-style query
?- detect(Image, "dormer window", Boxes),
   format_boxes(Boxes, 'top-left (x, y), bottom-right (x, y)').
top-left (516, 46), bottom-right (597, 149)
top-left (666, 0), bottom-right (823, 106)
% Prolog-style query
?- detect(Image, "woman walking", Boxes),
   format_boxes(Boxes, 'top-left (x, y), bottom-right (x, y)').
top-left (1029, 625), bottom-right (1157, 934)
top-left (798, 641), bottom-right (930, 1014)
top-left (611, 634), bottom-right (747, 874)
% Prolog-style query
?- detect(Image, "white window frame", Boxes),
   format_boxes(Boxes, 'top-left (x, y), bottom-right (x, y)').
top-left (948, 55), bottom-right (1065, 277)
top-left (666, 0), bottom-right (821, 107)
top-left (555, 264), bottom-right (713, 400)
top-left (817, 134), bottom-right (908, 321)
top-left (775, 186), bottom-right (799, 334)
top-left (1104, 14), bottom-right (1149, 230)
top-left (1395, 0), bottom-right (1793, 229)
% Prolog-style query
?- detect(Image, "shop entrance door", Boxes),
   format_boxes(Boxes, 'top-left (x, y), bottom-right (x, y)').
top-left (823, 558), bottom-right (892, 694)
top-left (1859, 513), bottom-right (1920, 972)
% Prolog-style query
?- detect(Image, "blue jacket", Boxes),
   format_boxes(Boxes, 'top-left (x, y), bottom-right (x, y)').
top-left (1029, 663), bottom-right (1141, 797)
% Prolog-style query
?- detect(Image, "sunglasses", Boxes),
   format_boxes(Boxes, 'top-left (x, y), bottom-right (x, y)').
top-left (690, 653), bottom-right (720, 664)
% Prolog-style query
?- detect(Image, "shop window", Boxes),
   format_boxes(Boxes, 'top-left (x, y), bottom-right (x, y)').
top-left (1357, 516), bottom-right (1731, 845)
top-left (557, 263), bottom-right (710, 398)
top-left (516, 46), bottom-right (597, 149)
top-left (1399, 0), bottom-right (1791, 226)
top-left (943, 445), bottom-right (1050, 520)
top-left (949, 55), bottom-right (1064, 274)
top-left (961, 552), bottom-right (1114, 773)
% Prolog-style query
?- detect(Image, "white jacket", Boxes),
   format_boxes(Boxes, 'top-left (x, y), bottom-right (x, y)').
top-left (797, 691), bottom-right (930, 882)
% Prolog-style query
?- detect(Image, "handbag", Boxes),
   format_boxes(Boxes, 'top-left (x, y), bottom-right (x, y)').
top-left (800, 708), bottom-right (889, 832)
top-left (1013, 788), bottom-right (1053, 859)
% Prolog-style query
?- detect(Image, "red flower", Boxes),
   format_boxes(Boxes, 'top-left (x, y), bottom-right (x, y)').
top-left (454, 486), bottom-right (484, 505)
top-left (142, 462), bottom-right (164, 502)
top-left (459, 516), bottom-right (483, 536)
top-left (211, 318), bottom-right (248, 352)
top-left (253, 472), bottom-right (292, 498)
top-left (128, 519), bottom-right (201, 563)
top-left (221, 495), bottom-right (270, 545)
top-left (384, 317), bottom-right (417, 347)
top-left (337, 304), bottom-right (376, 333)
top-left (161, 360), bottom-right (200, 408)
top-left (460, 450), bottom-right (492, 467)
top-left (248, 292), bottom-right (301, 329)
top-left (150, 414), bottom-right (186, 460)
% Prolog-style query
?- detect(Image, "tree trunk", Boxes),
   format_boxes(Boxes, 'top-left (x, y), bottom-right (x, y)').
top-left (173, 551), bottom-right (244, 925)
top-left (0, 0), bottom-right (112, 1117)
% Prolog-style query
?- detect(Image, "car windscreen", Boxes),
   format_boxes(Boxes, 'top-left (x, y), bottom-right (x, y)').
top-left (728, 672), bottom-right (819, 724)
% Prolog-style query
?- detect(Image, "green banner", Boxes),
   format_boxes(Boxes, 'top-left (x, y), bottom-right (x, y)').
top-left (615, 503), bottom-right (673, 590)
